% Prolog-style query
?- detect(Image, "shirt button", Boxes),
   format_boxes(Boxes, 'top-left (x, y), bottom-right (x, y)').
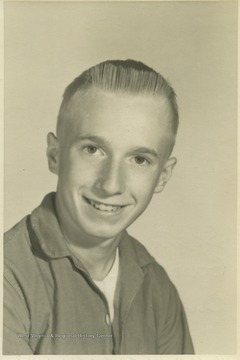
top-left (105, 314), bottom-right (111, 326)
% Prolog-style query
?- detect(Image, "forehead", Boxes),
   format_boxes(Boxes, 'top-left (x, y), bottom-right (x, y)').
top-left (60, 89), bottom-right (175, 160)
top-left (66, 87), bottom-right (174, 134)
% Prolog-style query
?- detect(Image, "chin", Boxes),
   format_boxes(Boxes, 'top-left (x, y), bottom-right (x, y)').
top-left (87, 228), bottom-right (122, 241)
top-left (79, 221), bottom-right (125, 241)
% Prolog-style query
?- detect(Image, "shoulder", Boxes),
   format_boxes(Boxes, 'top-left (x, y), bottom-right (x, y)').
top-left (124, 233), bottom-right (183, 317)
top-left (4, 216), bottom-right (30, 253)
top-left (4, 216), bottom-right (34, 295)
top-left (4, 193), bottom-right (55, 258)
top-left (4, 215), bottom-right (36, 273)
top-left (123, 232), bottom-right (174, 288)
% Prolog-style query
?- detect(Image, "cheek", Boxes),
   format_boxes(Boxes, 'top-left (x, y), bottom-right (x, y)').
top-left (59, 156), bottom-right (100, 187)
top-left (128, 171), bottom-right (160, 201)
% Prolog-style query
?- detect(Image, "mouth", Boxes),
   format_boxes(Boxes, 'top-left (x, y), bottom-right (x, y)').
top-left (84, 197), bottom-right (124, 213)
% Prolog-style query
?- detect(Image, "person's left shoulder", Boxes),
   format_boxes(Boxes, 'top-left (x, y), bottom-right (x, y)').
top-left (122, 232), bottom-right (173, 286)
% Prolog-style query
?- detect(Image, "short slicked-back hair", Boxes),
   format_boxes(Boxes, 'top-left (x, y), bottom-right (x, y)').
top-left (57, 59), bottom-right (179, 137)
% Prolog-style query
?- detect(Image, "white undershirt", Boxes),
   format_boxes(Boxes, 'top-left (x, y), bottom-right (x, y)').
top-left (93, 248), bottom-right (119, 323)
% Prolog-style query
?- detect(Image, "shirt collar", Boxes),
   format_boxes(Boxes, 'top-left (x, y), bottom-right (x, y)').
top-left (30, 192), bottom-right (70, 259)
top-left (30, 192), bottom-right (155, 268)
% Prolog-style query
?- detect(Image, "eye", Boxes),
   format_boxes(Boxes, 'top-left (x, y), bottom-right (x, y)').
top-left (134, 156), bottom-right (149, 165)
top-left (83, 146), bottom-right (102, 155)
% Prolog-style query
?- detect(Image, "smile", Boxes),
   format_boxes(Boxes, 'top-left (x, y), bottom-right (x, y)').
top-left (85, 197), bottom-right (123, 213)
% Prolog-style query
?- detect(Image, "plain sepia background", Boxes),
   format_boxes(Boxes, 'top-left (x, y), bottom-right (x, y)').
top-left (4, 1), bottom-right (237, 355)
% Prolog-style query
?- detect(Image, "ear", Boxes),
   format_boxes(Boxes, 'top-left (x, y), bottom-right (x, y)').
top-left (46, 132), bottom-right (60, 175)
top-left (154, 157), bottom-right (177, 193)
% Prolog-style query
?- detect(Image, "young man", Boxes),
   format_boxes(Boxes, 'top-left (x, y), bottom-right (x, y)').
top-left (4, 59), bottom-right (194, 354)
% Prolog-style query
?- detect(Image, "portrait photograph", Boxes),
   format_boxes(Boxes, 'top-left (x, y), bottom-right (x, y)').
top-left (2, 0), bottom-right (238, 358)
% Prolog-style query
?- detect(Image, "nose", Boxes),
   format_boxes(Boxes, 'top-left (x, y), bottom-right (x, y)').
top-left (96, 158), bottom-right (125, 196)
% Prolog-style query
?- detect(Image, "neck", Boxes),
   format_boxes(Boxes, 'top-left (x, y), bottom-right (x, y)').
top-left (66, 237), bottom-right (120, 281)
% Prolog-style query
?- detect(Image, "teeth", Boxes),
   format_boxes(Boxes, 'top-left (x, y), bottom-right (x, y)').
top-left (89, 200), bottom-right (120, 212)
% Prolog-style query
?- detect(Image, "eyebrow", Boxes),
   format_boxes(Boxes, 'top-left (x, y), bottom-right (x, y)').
top-left (129, 146), bottom-right (159, 158)
top-left (74, 135), bottom-right (159, 158)
top-left (74, 135), bottom-right (111, 146)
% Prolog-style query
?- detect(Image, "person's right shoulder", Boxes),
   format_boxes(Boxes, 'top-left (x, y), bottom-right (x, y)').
top-left (4, 216), bottom-right (31, 260)
top-left (5, 216), bottom-right (28, 236)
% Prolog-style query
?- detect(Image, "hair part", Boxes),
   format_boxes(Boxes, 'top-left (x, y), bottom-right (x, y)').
top-left (57, 59), bottom-right (179, 140)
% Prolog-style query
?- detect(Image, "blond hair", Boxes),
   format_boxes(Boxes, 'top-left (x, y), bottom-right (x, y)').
top-left (57, 59), bottom-right (179, 137)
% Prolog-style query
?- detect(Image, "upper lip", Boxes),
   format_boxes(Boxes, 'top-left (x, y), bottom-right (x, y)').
top-left (84, 196), bottom-right (127, 207)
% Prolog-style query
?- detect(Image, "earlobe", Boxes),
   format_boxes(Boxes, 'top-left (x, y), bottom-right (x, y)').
top-left (46, 132), bottom-right (60, 175)
top-left (154, 157), bottom-right (177, 193)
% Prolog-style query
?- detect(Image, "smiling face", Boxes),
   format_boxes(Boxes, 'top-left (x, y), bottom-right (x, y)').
top-left (47, 88), bottom-right (177, 244)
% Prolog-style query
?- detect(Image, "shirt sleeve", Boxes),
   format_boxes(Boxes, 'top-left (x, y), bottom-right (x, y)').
top-left (157, 281), bottom-right (194, 354)
top-left (3, 272), bottom-right (33, 355)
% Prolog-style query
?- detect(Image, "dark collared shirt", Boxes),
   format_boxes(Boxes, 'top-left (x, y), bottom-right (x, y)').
top-left (4, 193), bottom-right (194, 354)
